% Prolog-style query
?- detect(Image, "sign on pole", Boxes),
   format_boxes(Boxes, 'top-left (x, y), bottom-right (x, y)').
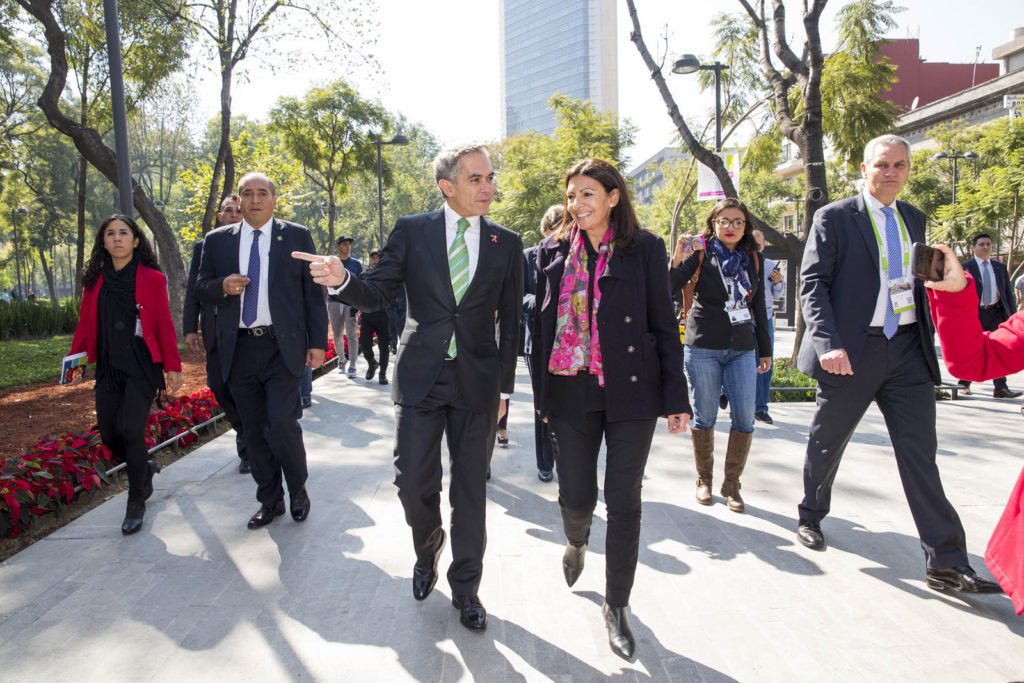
top-left (1004, 94), bottom-right (1024, 120)
top-left (697, 151), bottom-right (741, 201)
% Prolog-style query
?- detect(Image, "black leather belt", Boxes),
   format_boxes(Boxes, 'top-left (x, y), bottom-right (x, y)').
top-left (979, 303), bottom-right (1001, 310)
top-left (867, 323), bottom-right (917, 337)
top-left (240, 325), bottom-right (274, 337)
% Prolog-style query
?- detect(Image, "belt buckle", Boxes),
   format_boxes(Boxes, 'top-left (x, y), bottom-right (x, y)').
top-left (252, 327), bottom-right (265, 337)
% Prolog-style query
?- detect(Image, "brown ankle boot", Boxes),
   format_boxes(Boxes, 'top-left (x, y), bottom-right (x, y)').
top-left (721, 429), bottom-right (753, 512)
top-left (691, 428), bottom-right (714, 505)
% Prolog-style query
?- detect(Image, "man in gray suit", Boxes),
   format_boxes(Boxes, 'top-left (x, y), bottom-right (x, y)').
top-left (795, 134), bottom-right (1000, 594)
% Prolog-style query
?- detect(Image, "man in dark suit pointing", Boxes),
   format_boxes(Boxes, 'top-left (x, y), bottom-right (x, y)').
top-left (958, 232), bottom-right (1021, 398)
top-left (294, 145), bottom-right (523, 631)
top-left (795, 134), bottom-right (1000, 594)
top-left (197, 172), bottom-right (327, 529)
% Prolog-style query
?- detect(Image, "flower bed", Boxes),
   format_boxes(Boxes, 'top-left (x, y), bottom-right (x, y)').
top-left (0, 388), bottom-right (221, 539)
top-left (0, 338), bottom-right (339, 540)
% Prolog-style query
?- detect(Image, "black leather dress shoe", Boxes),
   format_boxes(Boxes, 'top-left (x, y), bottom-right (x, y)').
top-left (412, 529), bottom-right (446, 601)
top-left (290, 488), bottom-right (311, 522)
top-left (247, 500), bottom-right (285, 529)
top-left (452, 594), bottom-right (487, 631)
top-left (926, 565), bottom-right (1003, 593)
top-left (142, 459), bottom-right (161, 501)
top-left (993, 388), bottom-right (1023, 399)
top-left (238, 458), bottom-right (251, 474)
top-left (122, 499), bottom-right (146, 535)
top-left (602, 603), bottom-right (637, 662)
top-left (365, 359), bottom-right (379, 380)
top-left (797, 519), bottom-right (825, 550)
top-left (538, 469), bottom-right (553, 482)
top-left (562, 543), bottom-right (587, 587)
top-left (379, 375), bottom-right (389, 385)
top-left (754, 411), bottom-right (774, 425)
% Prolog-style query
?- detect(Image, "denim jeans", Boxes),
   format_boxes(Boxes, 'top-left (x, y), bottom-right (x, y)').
top-left (755, 318), bottom-right (775, 414)
top-left (684, 345), bottom-right (756, 432)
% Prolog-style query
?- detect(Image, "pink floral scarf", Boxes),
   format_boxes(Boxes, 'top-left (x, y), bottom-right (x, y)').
top-left (548, 225), bottom-right (615, 386)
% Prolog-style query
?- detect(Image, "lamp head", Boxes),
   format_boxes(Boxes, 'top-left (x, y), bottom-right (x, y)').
top-left (388, 134), bottom-right (410, 146)
top-left (15, 207), bottom-right (28, 215)
top-left (964, 151), bottom-right (979, 160)
top-left (672, 54), bottom-right (702, 75)
top-left (932, 152), bottom-right (949, 161)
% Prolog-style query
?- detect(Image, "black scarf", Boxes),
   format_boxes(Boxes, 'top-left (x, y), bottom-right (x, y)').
top-left (97, 256), bottom-right (163, 390)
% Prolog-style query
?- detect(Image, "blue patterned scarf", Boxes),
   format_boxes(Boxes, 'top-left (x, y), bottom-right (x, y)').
top-left (710, 237), bottom-right (752, 306)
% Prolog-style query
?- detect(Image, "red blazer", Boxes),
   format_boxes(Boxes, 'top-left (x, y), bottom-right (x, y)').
top-left (70, 264), bottom-right (182, 372)
top-left (927, 274), bottom-right (1024, 382)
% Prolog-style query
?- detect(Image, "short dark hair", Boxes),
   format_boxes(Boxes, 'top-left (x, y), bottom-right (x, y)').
top-left (972, 232), bottom-right (993, 245)
top-left (369, 249), bottom-right (381, 257)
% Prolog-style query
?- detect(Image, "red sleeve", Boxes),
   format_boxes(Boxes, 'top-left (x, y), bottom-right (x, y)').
top-left (142, 268), bottom-right (182, 372)
top-left (928, 274), bottom-right (1024, 381)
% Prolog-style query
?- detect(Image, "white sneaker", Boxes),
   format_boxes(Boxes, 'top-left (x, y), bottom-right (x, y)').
top-left (347, 366), bottom-right (357, 378)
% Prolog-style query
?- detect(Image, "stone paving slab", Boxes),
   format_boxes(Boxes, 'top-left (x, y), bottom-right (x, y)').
top-left (1, 332), bottom-right (1022, 682)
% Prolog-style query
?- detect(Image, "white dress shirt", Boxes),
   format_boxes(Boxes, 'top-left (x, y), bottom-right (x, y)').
top-left (239, 219), bottom-right (273, 327)
top-left (864, 190), bottom-right (917, 327)
top-left (973, 256), bottom-right (999, 306)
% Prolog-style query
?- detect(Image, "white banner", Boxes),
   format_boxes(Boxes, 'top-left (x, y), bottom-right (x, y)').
top-left (697, 151), bottom-right (741, 201)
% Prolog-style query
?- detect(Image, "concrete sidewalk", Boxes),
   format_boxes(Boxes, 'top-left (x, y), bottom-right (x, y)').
top-left (1, 342), bottom-right (1022, 681)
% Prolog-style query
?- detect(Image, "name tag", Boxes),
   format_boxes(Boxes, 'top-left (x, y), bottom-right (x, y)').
top-left (727, 307), bottom-right (752, 325)
top-left (889, 277), bottom-right (914, 314)
top-left (134, 316), bottom-right (144, 338)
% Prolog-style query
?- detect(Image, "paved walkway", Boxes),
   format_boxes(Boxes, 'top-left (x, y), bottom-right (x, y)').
top-left (1, 331), bottom-right (1022, 681)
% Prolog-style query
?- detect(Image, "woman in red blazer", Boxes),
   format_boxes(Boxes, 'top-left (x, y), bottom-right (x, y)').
top-left (70, 214), bottom-right (182, 535)
top-left (927, 244), bottom-right (1024, 615)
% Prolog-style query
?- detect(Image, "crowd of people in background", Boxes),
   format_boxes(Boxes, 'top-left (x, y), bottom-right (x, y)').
top-left (58, 132), bottom-right (1024, 664)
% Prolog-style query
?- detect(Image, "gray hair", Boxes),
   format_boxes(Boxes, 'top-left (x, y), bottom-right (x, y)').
top-left (237, 172), bottom-right (277, 196)
top-left (433, 145), bottom-right (490, 184)
top-left (863, 134), bottom-right (911, 163)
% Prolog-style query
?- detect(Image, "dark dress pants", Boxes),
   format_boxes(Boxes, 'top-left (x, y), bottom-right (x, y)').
top-left (548, 409), bottom-right (657, 608)
top-left (359, 312), bottom-right (390, 373)
top-left (524, 353), bottom-right (555, 472)
top-left (205, 343), bottom-right (246, 460)
top-left (394, 359), bottom-right (497, 597)
top-left (228, 333), bottom-right (308, 507)
top-left (799, 330), bottom-right (969, 570)
top-left (958, 306), bottom-right (1009, 390)
top-left (95, 374), bottom-right (156, 501)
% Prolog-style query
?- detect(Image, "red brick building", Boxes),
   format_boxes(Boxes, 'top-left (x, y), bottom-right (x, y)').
top-left (878, 39), bottom-right (1000, 111)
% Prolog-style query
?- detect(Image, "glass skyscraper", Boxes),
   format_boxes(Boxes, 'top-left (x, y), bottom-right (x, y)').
top-left (499, 0), bottom-right (618, 136)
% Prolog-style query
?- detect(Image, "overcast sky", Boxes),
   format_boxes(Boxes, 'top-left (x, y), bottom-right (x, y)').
top-left (201, 0), bottom-right (1022, 171)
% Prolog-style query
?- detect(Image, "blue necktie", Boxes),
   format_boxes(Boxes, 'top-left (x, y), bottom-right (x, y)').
top-left (242, 230), bottom-right (261, 327)
top-left (981, 260), bottom-right (994, 306)
top-left (881, 207), bottom-right (902, 339)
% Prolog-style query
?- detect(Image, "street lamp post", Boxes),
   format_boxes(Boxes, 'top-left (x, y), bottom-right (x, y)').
top-left (12, 207), bottom-right (28, 299)
top-left (375, 134), bottom-right (410, 248)
top-left (671, 55), bottom-right (730, 152)
top-left (932, 151), bottom-right (979, 216)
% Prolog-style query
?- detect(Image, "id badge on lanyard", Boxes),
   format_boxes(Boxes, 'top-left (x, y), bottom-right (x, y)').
top-left (721, 269), bottom-right (752, 326)
top-left (868, 207), bottom-right (914, 314)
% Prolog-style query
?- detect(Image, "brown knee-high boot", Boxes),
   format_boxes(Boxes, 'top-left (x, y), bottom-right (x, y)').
top-left (721, 429), bottom-right (753, 512)
top-left (691, 428), bottom-right (715, 505)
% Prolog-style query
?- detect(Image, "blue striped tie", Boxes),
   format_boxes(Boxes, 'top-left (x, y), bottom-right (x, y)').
top-left (447, 218), bottom-right (470, 357)
top-left (242, 230), bottom-right (261, 326)
top-left (881, 207), bottom-right (902, 339)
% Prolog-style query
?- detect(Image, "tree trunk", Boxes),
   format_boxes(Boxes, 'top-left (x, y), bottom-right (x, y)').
top-left (20, 0), bottom-right (187, 332)
top-left (74, 54), bottom-right (89, 299)
top-left (36, 245), bottom-right (56, 305)
top-left (203, 52), bottom-right (234, 234)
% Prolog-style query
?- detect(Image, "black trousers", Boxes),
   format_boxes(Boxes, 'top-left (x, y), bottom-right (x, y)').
top-left (205, 343), bottom-right (246, 459)
top-left (228, 333), bottom-right (308, 507)
top-left (524, 353), bottom-right (555, 472)
top-left (359, 312), bottom-right (390, 372)
top-left (95, 374), bottom-right (156, 501)
top-left (958, 306), bottom-right (1009, 390)
top-left (548, 409), bottom-right (657, 608)
top-left (799, 330), bottom-right (969, 570)
top-left (393, 360), bottom-right (498, 596)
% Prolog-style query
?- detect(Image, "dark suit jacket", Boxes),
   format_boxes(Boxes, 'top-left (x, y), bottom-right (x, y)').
top-left (183, 240), bottom-right (218, 354)
top-left (330, 210), bottom-right (523, 408)
top-left (797, 194), bottom-right (941, 384)
top-left (522, 246), bottom-right (539, 356)
top-left (195, 219), bottom-right (328, 381)
top-left (963, 257), bottom-right (1016, 320)
top-left (531, 231), bottom-right (691, 426)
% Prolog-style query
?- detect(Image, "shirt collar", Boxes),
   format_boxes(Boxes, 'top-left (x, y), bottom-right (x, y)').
top-left (242, 218), bottom-right (272, 234)
top-left (863, 188), bottom-right (897, 212)
top-left (443, 203), bottom-right (481, 232)
top-left (975, 255), bottom-right (991, 265)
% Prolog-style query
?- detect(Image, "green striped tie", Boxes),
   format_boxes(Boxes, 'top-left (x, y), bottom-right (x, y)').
top-left (447, 217), bottom-right (471, 357)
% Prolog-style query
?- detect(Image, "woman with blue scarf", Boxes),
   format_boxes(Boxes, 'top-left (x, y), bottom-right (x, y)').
top-left (670, 198), bottom-right (771, 513)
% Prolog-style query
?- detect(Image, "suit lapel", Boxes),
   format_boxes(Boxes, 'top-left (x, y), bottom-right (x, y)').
top-left (852, 195), bottom-right (881, 275)
top-left (461, 217), bottom-right (500, 305)
top-left (540, 239), bottom-right (568, 311)
top-left (267, 218), bottom-right (283, 288)
top-left (228, 223), bottom-right (242, 274)
top-left (424, 211), bottom-right (452, 302)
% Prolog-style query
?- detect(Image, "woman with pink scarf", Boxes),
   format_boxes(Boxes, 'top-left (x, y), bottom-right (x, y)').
top-left (530, 158), bottom-right (692, 661)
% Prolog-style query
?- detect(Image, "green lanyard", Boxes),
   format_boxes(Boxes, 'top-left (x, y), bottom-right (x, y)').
top-left (866, 205), bottom-right (910, 276)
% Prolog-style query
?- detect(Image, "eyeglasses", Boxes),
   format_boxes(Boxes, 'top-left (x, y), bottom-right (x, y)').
top-left (714, 218), bottom-right (746, 229)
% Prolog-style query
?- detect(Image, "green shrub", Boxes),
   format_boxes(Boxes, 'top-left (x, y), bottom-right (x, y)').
top-left (770, 357), bottom-right (817, 402)
top-left (0, 299), bottom-right (79, 340)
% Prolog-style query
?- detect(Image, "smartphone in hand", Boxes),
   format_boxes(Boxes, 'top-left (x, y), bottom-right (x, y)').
top-left (910, 242), bottom-right (945, 282)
